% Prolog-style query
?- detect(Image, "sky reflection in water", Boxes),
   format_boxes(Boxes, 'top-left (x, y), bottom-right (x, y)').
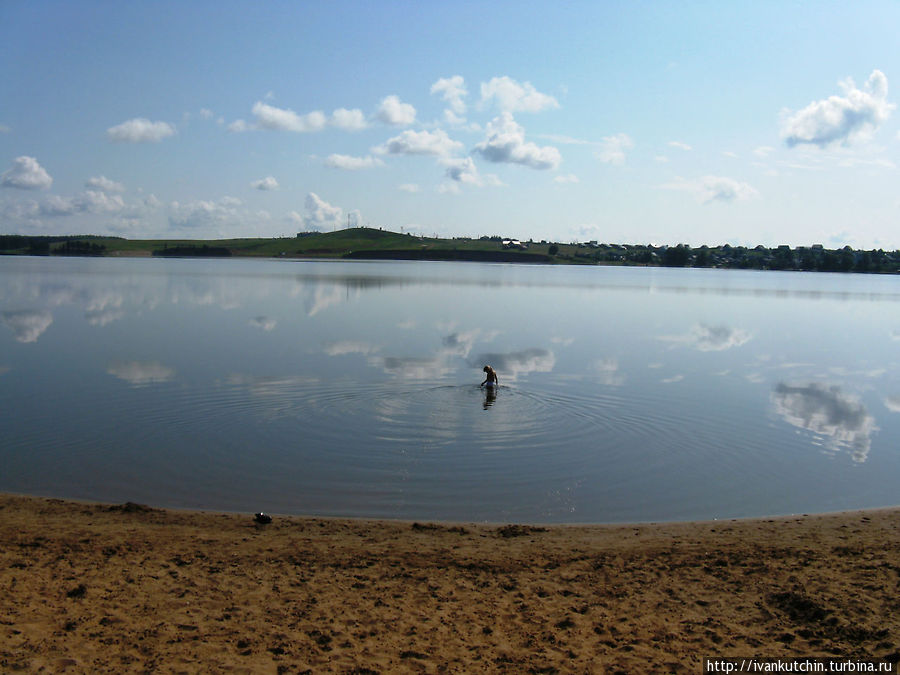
top-left (2, 256), bottom-right (900, 523)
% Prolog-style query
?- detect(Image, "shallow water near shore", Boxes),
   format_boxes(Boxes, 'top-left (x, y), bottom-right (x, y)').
top-left (2, 256), bottom-right (900, 522)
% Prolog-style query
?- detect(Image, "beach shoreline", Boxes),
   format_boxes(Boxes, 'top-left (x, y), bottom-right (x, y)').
top-left (2, 493), bottom-right (898, 672)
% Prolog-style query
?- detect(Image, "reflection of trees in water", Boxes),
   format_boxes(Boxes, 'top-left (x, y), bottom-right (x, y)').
top-left (772, 382), bottom-right (876, 463)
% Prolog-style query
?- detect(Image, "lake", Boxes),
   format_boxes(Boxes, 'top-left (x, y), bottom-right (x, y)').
top-left (2, 256), bottom-right (899, 523)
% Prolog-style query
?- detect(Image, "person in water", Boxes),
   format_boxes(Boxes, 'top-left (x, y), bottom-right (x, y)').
top-left (481, 365), bottom-right (499, 388)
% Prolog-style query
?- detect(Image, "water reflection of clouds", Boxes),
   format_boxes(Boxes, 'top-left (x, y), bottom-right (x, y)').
top-left (324, 340), bottom-right (380, 356)
top-left (471, 348), bottom-right (555, 381)
top-left (660, 323), bottom-right (751, 352)
top-left (591, 358), bottom-right (625, 386)
top-left (772, 382), bottom-right (876, 463)
top-left (2, 310), bottom-right (53, 343)
top-left (250, 316), bottom-right (277, 331)
top-left (107, 360), bottom-right (176, 386)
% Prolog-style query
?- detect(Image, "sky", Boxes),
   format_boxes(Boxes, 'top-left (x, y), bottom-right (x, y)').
top-left (1, 0), bottom-right (899, 248)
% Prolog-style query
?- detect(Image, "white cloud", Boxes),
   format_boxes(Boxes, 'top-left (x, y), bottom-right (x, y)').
top-left (302, 192), bottom-right (343, 231)
top-left (781, 70), bottom-right (895, 148)
top-left (250, 176), bottom-right (279, 191)
top-left (376, 95), bottom-right (416, 126)
top-left (86, 175), bottom-right (125, 192)
top-left (324, 154), bottom-right (384, 170)
top-left (169, 196), bottom-right (243, 230)
top-left (107, 118), bottom-right (176, 143)
top-left (884, 395), bottom-right (900, 413)
top-left (443, 157), bottom-right (481, 184)
top-left (1, 156), bottom-right (53, 190)
top-left (753, 146), bottom-right (775, 158)
top-left (473, 112), bottom-right (561, 170)
top-left (199, 108), bottom-right (214, 120)
top-left (662, 175), bottom-right (759, 204)
top-left (431, 75), bottom-right (468, 114)
top-left (553, 173), bottom-right (579, 184)
top-left (668, 141), bottom-right (692, 151)
top-left (252, 101), bottom-right (327, 132)
top-left (227, 119), bottom-right (251, 133)
top-left (375, 128), bottom-right (463, 157)
top-left (398, 183), bottom-right (420, 193)
top-left (480, 76), bottom-right (559, 113)
top-left (330, 108), bottom-right (368, 131)
top-left (597, 133), bottom-right (634, 165)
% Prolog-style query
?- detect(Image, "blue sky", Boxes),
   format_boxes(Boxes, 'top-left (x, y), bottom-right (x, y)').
top-left (2, 0), bottom-right (899, 248)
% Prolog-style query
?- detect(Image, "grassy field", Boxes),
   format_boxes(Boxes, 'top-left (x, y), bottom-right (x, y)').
top-left (86, 228), bottom-right (563, 262)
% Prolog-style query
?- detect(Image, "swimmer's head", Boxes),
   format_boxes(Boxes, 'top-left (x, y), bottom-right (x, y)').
top-left (483, 365), bottom-right (491, 372)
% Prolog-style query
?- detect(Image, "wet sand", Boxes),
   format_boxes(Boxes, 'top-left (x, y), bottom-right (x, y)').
top-left (1, 494), bottom-right (898, 673)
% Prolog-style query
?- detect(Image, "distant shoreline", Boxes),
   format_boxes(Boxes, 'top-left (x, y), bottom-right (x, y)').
top-left (3, 228), bottom-right (900, 273)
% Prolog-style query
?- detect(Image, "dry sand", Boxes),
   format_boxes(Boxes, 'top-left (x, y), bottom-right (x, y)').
top-left (1, 494), bottom-right (898, 673)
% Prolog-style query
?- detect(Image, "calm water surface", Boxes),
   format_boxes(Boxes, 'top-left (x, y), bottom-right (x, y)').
top-left (2, 256), bottom-right (899, 523)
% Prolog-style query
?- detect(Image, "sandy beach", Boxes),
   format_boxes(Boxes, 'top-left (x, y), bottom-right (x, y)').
top-left (1, 494), bottom-right (898, 673)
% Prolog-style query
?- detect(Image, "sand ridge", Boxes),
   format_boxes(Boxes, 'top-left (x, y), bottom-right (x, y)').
top-left (1, 495), bottom-right (898, 673)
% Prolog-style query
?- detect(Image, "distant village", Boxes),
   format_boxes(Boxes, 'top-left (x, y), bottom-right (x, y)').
top-left (483, 236), bottom-right (900, 273)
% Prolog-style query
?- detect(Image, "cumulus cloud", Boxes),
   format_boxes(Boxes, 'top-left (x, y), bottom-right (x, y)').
top-left (324, 154), bottom-right (384, 170)
top-left (85, 175), bottom-right (125, 193)
top-left (662, 175), bottom-right (759, 204)
top-left (302, 192), bottom-right (343, 231)
top-left (107, 360), bottom-right (176, 386)
top-left (772, 382), bottom-right (876, 463)
top-left (169, 196), bottom-right (243, 230)
top-left (398, 183), bottom-right (420, 193)
top-left (781, 70), bottom-right (894, 148)
top-left (41, 190), bottom-right (126, 216)
top-left (480, 76), bottom-right (559, 113)
top-left (227, 119), bottom-right (252, 133)
top-left (554, 173), bottom-right (579, 184)
top-left (250, 176), bottom-right (279, 190)
top-left (1, 156), bottom-right (52, 190)
top-left (2, 310), bottom-right (53, 343)
top-left (596, 133), bottom-right (634, 165)
top-left (431, 75), bottom-right (468, 115)
top-left (107, 118), bottom-right (176, 143)
top-left (375, 128), bottom-right (463, 157)
top-left (252, 101), bottom-right (327, 132)
top-left (330, 107), bottom-right (368, 131)
top-left (473, 113), bottom-right (561, 170)
top-left (236, 104), bottom-right (368, 132)
top-left (376, 95), bottom-right (416, 126)
top-left (443, 157), bottom-right (481, 184)
top-left (884, 395), bottom-right (900, 413)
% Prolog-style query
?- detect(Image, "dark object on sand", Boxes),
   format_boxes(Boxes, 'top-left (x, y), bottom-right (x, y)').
top-left (254, 512), bottom-right (272, 524)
